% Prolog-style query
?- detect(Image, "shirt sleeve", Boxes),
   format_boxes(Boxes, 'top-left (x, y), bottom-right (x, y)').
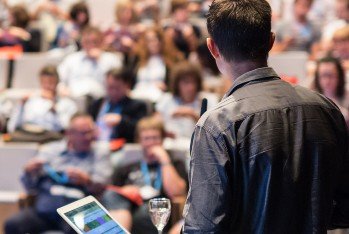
top-left (7, 102), bottom-right (24, 132)
top-left (57, 98), bottom-right (78, 129)
top-left (57, 55), bottom-right (72, 85)
top-left (183, 125), bottom-right (233, 233)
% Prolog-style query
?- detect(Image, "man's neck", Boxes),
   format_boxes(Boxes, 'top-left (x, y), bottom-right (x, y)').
top-left (230, 60), bottom-right (268, 81)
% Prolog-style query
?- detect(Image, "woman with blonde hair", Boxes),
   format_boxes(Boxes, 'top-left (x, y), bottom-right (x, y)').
top-left (130, 26), bottom-right (184, 102)
top-left (103, 0), bottom-right (141, 55)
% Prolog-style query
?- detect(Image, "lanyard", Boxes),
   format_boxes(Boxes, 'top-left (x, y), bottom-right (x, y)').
top-left (105, 101), bottom-right (122, 114)
top-left (140, 160), bottom-right (162, 190)
top-left (43, 164), bottom-right (69, 184)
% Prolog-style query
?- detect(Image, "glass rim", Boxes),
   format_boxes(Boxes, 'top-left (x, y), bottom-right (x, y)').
top-left (149, 197), bottom-right (171, 202)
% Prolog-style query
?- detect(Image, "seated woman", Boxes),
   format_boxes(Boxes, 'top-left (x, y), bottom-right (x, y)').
top-left (155, 62), bottom-right (217, 147)
top-left (102, 116), bottom-right (188, 234)
top-left (7, 65), bottom-right (78, 134)
top-left (313, 56), bottom-right (349, 127)
top-left (51, 2), bottom-right (90, 50)
top-left (0, 5), bottom-right (41, 52)
top-left (130, 26), bottom-right (184, 102)
top-left (103, 0), bottom-right (141, 55)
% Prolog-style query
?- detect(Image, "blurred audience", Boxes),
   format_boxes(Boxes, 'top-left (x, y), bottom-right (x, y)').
top-left (102, 116), bottom-right (187, 234)
top-left (88, 68), bottom-right (148, 143)
top-left (163, 0), bottom-right (201, 59)
top-left (322, 0), bottom-right (349, 51)
top-left (7, 65), bottom-right (77, 133)
top-left (51, 1), bottom-right (90, 50)
top-left (195, 41), bottom-right (224, 94)
top-left (58, 26), bottom-right (122, 98)
top-left (4, 113), bottom-right (112, 234)
top-left (273, 0), bottom-right (321, 53)
top-left (103, 0), bottom-right (141, 56)
top-left (31, 0), bottom-right (69, 45)
top-left (331, 26), bottom-right (349, 68)
top-left (155, 62), bottom-right (217, 146)
top-left (1, 0), bottom-right (349, 232)
top-left (130, 27), bottom-right (184, 102)
top-left (313, 56), bottom-right (349, 126)
top-left (0, 4), bottom-right (41, 52)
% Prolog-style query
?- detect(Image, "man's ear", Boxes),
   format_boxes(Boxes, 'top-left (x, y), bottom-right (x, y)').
top-left (207, 38), bottom-right (220, 59)
top-left (269, 32), bottom-right (276, 51)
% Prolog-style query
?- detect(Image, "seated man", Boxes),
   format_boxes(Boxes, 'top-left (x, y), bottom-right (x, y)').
top-left (7, 65), bottom-right (77, 134)
top-left (102, 116), bottom-right (188, 234)
top-left (4, 113), bottom-right (112, 234)
top-left (58, 26), bottom-right (123, 98)
top-left (88, 68), bottom-right (148, 143)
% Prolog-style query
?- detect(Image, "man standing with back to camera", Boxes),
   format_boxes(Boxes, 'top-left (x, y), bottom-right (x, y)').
top-left (183, 0), bottom-right (349, 233)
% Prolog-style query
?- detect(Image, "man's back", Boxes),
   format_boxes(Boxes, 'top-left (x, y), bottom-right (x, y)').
top-left (184, 68), bottom-right (349, 233)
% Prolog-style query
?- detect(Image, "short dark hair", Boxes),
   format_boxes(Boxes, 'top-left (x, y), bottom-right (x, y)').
top-left (39, 65), bottom-right (59, 81)
top-left (69, 2), bottom-right (90, 26)
top-left (106, 68), bottom-right (132, 86)
top-left (170, 62), bottom-right (203, 97)
top-left (207, 0), bottom-right (272, 62)
top-left (10, 5), bottom-right (30, 28)
top-left (171, 0), bottom-right (188, 13)
top-left (314, 57), bottom-right (346, 99)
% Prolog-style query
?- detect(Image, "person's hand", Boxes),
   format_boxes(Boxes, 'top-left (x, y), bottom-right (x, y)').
top-left (103, 113), bottom-right (122, 127)
top-left (120, 36), bottom-right (134, 49)
top-left (8, 27), bottom-right (31, 41)
top-left (148, 145), bottom-right (171, 164)
top-left (66, 168), bottom-right (91, 186)
top-left (24, 158), bottom-right (45, 175)
top-left (172, 106), bottom-right (198, 119)
top-left (21, 94), bottom-right (31, 105)
top-left (156, 82), bottom-right (167, 91)
top-left (70, 29), bottom-right (80, 41)
top-left (103, 33), bottom-right (115, 46)
top-left (121, 185), bottom-right (141, 196)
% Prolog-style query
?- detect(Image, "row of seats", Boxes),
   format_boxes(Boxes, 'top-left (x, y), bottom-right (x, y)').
top-left (0, 53), bottom-right (64, 90)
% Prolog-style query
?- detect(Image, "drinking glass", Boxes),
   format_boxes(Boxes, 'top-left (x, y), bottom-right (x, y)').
top-left (148, 198), bottom-right (171, 234)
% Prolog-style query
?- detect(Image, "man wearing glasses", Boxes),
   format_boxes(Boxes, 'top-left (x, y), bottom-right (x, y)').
top-left (4, 113), bottom-right (112, 234)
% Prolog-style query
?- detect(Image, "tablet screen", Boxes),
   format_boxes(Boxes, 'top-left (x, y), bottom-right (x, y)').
top-left (64, 201), bottom-right (126, 234)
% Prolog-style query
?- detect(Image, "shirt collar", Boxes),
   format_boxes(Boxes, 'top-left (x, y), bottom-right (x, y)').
top-left (223, 67), bottom-right (280, 99)
top-left (60, 141), bottom-right (93, 159)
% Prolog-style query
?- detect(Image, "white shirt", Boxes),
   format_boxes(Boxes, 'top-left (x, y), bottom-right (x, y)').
top-left (156, 92), bottom-right (218, 139)
top-left (58, 51), bottom-right (122, 98)
top-left (8, 95), bottom-right (78, 132)
top-left (132, 55), bottom-right (166, 102)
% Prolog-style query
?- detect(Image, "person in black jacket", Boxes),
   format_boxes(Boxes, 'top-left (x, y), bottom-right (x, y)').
top-left (183, 0), bottom-right (349, 233)
top-left (89, 68), bottom-right (148, 143)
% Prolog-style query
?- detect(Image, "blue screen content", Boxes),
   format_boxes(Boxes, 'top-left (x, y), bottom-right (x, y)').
top-left (64, 201), bottom-right (126, 234)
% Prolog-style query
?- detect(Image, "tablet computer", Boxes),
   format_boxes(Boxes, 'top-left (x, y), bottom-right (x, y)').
top-left (57, 196), bottom-right (130, 234)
